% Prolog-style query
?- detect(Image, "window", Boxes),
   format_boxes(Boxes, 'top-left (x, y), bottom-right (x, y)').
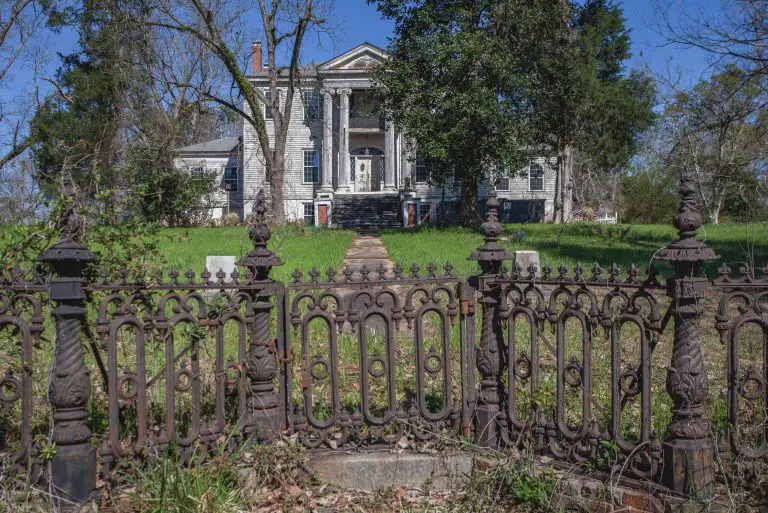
top-left (263, 89), bottom-right (273, 119)
top-left (303, 203), bottom-right (314, 225)
top-left (420, 202), bottom-right (432, 224)
top-left (303, 90), bottom-right (321, 121)
top-left (303, 149), bottom-right (319, 183)
top-left (190, 166), bottom-right (206, 180)
top-left (223, 166), bottom-right (238, 192)
top-left (414, 151), bottom-right (430, 183)
top-left (494, 168), bottom-right (510, 191)
top-left (529, 163), bottom-right (544, 191)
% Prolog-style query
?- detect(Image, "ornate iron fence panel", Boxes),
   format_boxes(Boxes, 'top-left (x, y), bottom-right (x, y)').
top-left (88, 274), bottom-right (282, 477)
top-left (714, 265), bottom-right (768, 459)
top-left (284, 264), bottom-right (473, 448)
top-left (0, 269), bottom-right (47, 473)
top-left (487, 265), bottom-right (666, 480)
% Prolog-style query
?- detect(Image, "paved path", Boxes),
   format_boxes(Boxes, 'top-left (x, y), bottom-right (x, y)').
top-left (341, 234), bottom-right (394, 272)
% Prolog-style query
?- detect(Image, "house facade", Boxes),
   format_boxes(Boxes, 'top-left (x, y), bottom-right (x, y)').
top-left (176, 42), bottom-right (558, 227)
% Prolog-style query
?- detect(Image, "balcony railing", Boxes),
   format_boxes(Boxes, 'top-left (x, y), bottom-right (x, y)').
top-left (349, 115), bottom-right (384, 130)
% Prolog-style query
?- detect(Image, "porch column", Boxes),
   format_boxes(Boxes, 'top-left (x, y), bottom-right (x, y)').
top-left (337, 88), bottom-right (352, 192)
top-left (321, 89), bottom-right (334, 191)
top-left (384, 120), bottom-right (396, 191)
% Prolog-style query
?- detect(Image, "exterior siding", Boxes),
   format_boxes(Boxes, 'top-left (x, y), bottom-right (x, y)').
top-left (243, 88), bottom-right (324, 220)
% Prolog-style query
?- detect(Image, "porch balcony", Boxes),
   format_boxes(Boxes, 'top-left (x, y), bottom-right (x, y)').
top-left (349, 115), bottom-right (384, 131)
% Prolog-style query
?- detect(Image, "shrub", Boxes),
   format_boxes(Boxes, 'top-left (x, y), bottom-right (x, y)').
top-left (617, 170), bottom-right (678, 224)
top-left (220, 212), bottom-right (240, 226)
top-left (580, 206), bottom-right (596, 221)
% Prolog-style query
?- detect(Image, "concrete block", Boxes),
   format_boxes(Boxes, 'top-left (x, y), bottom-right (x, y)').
top-left (205, 255), bottom-right (237, 280)
top-left (513, 250), bottom-right (541, 277)
top-left (308, 451), bottom-right (472, 491)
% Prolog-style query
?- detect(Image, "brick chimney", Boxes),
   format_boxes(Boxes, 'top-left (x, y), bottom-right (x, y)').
top-left (252, 41), bottom-right (262, 73)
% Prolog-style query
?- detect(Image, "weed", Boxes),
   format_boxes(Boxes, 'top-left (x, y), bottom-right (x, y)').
top-left (458, 455), bottom-right (557, 512)
top-left (126, 447), bottom-right (244, 513)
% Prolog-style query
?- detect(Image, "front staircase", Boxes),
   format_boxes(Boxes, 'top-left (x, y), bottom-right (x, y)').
top-left (333, 194), bottom-right (402, 229)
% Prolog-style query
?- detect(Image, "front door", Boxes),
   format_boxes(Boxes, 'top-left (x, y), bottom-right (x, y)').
top-left (355, 157), bottom-right (372, 192)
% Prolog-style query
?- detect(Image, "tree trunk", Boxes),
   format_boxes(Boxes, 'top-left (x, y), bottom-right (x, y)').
top-left (554, 145), bottom-right (573, 224)
top-left (460, 175), bottom-right (480, 227)
top-left (711, 198), bottom-right (722, 225)
top-left (268, 151), bottom-right (286, 224)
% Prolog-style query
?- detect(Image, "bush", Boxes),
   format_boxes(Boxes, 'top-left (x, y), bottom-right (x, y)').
top-left (136, 167), bottom-right (218, 227)
top-left (580, 206), bottom-right (596, 221)
top-left (617, 170), bottom-right (678, 224)
top-left (220, 212), bottom-right (240, 226)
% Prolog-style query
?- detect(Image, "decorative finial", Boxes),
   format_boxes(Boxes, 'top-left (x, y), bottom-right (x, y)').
top-left (58, 169), bottom-right (86, 244)
top-left (39, 168), bottom-right (97, 267)
top-left (469, 188), bottom-right (511, 269)
top-left (248, 189), bottom-right (271, 249)
top-left (238, 189), bottom-right (282, 281)
top-left (481, 189), bottom-right (503, 241)
top-left (657, 169), bottom-right (718, 264)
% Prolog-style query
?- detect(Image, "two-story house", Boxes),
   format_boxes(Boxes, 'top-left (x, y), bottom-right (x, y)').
top-left (176, 42), bottom-right (558, 227)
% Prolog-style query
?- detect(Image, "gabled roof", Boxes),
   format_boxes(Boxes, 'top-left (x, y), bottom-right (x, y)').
top-left (177, 136), bottom-right (240, 155)
top-left (318, 42), bottom-right (388, 71)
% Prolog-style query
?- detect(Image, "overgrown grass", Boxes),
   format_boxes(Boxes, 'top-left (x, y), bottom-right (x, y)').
top-left (380, 222), bottom-right (768, 278)
top-left (156, 224), bottom-right (356, 282)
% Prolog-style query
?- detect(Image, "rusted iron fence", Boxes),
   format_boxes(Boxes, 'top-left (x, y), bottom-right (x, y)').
top-left (0, 170), bottom-right (767, 507)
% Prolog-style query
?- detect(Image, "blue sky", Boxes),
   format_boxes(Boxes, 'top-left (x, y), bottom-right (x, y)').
top-left (3, 0), bottom-right (719, 106)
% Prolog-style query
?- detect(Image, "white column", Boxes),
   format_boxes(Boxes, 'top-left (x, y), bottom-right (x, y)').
top-left (321, 89), bottom-right (334, 191)
top-left (384, 120), bottom-right (396, 191)
top-left (337, 88), bottom-right (352, 192)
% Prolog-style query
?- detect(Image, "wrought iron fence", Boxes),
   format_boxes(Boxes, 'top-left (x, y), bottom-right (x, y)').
top-left (0, 170), bottom-right (767, 508)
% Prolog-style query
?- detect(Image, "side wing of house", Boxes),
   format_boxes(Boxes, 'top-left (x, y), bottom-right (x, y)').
top-left (174, 137), bottom-right (243, 221)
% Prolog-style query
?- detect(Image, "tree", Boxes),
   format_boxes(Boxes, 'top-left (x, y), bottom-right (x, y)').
top-left (371, 0), bottom-right (576, 224)
top-left (149, 0), bottom-right (330, 223)
top-left (664, 66), bottom-right (767, 224)
top-left (372, 0), bottom-right (655, 225)
top-left (29, 0), bottom-right (232, 224)
top-left (617, 167), bottom-right (678, 224)
top-left (655, 0), bottom-right (767, 85)
top-left (555, 0), bottom-right (657, 219)
top-left (29, 0), bottom-right (139, 198)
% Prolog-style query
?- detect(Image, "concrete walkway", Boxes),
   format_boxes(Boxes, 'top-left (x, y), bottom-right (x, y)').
top-left (341, 235), bottom-right (393, 272)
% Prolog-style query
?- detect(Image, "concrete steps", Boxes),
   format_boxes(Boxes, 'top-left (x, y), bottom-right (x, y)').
top-left (333, 194), bottom-right (401, 229)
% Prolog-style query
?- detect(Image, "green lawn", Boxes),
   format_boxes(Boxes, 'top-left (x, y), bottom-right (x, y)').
top-left (156, 225), bottom-right (356, 282)
top-left (380, 222), bottom-right (768, 278)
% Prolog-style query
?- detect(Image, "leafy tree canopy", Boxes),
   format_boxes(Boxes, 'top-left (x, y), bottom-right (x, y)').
top-left (372, 0), bottom-right (656, 223)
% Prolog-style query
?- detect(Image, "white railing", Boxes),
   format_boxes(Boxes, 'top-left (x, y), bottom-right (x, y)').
top-left (595, 212), bottom-right (618, 224)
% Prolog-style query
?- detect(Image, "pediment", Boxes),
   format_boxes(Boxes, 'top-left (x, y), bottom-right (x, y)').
top-left (319, 43), bottom-right (388, 71)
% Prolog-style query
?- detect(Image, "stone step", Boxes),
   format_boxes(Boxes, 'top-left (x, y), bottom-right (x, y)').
top-left (333, 195), bottom-right (402, 228)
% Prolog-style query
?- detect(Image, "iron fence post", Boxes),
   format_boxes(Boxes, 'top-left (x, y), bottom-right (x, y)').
top-left (38, 173), bottom-right (98, 506)
top-left (657, 169), bottom-right (719, 498)
top-left (238, 190), bottom-right (284, 441)
top-left (469, 189), bottom-right (511, 448)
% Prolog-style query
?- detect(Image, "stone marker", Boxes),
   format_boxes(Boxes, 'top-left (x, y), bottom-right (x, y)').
top-left (513, 250), bottom-right (541, 277)
top-left (205, 255), bottom-right (237, 280)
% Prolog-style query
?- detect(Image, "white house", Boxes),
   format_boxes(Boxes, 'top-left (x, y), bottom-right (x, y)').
top-left (176, 42), bottom-right (558, 227)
